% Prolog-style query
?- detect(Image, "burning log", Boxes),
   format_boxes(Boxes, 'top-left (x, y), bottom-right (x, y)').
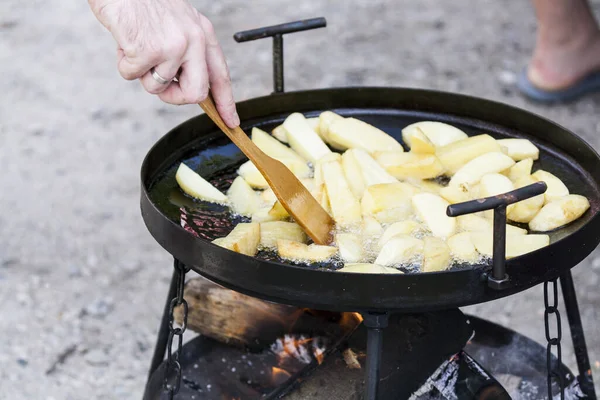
top-left (174, 277), bottom-right (303, 349)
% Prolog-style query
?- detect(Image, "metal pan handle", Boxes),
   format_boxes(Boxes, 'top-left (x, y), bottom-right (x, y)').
top-left (446, 181), bottom-right (548, 290)
top-left (233, 18), bottom-right (327, 93)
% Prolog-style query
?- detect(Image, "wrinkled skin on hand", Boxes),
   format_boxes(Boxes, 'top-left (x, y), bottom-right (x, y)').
top-left (89, 0), bottom-right (239, 127)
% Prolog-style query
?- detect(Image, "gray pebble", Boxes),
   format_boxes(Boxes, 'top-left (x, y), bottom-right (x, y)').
top-left (83, 298), bottom-right (114, 318)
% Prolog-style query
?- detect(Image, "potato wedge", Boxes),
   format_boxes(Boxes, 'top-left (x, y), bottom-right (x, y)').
top-left (412, 193), bottom-right (456, 238)
top-left (402, 121), bottom-right (468, 148)
top-left (260, 221), bottom-right (307, 249)
top-left (439, 185), bottom-right (472, 204)
top-left (422, 237), bottom-right (451, 272)
top-left (471, 233), bottom-right (549, 259)
top-left (318, 111), bottom-right (345, 146)
top-left (277, 239), bottom-right (337, 262)
top-left (531, 170), bottom-right (570, 204)
top-left (507, 158), bottom-right (534, 182)
top-left (341, 150), bottom-right (367, 198)
top-left (405, 127), bottom-right (436, 154)
top-left (372, 208), bottom-right (413, 224)
top-left (227, 176), bottom-right (261, 217)
top-left (449, 152), bottom-right (515, 188)
top-left (350, 149), bottom-right (398, 186)
top-left (361, 182), bottom-right (419, 216)
top-left (447, 232), bottom-right (479, 263)
top-left (212, 223), bottom-right (260, 256)
top-left (252, 127), bottom-right (308, 163)
top-left (479, 173), bottom-right (515, 218)
top-left (237, 160), bottom-right (269, 189)
top-left (283, 113), bottom-right (332, 163)
top-left (251, 207), bottom-right (280, 223)
top-left (373, 151), bottom-right (445, 179)
top-left (507, 175), bottom-right (545, 223)
top-left (405, 179), bottom-right (443, 194)
top-left (268, 201), bottom-right (290, 220)
top-left (496, 138), bottom-right (539, 161)
top-left (322, 160), bottom-right (362, 226)
top-left (362, 216), bottom-right (383, 236)
top-left (378, 220), bottom-right (421, 249)
top-left (260, 187), bottom-right (277, 205)
top-left (375, 235), bottom-right (424, 266)
top-left (436, 134), bottom-right (501, 174)
top-left (529, 194), bottom-right (590, 232)
top-left (307, 117), bottom-right (321, 135)
top-left (337, 263), bottom-right (403, 274)
top-left (457, 214), bottom-right (527, 236)
top-left (176, 163), bottom-right (228, 204)
top-left (328, 117), bottom-right (403, 154)
top-left (336, 233), bottom-right (364, 263)
top-left (271, 124), bottom-right (289, 143)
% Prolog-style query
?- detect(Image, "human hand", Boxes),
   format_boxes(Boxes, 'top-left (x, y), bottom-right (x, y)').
top-left (89, 0), bottom-right (239, 127)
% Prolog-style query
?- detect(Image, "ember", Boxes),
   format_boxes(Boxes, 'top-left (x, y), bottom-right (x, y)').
top-left (271, 367), bottom-right (292, 386)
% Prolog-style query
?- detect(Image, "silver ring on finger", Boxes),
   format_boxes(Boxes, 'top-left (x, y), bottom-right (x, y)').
top-left (150, 67), bottom-right (172, 85)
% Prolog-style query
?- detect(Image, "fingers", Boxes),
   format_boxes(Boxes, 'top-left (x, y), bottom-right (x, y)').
top-left (158, 38), bottom-right (209, 104)
top-left (139, 59), bottom-right (183, 94)
top-left (198, 16), bottom-right (239, 128)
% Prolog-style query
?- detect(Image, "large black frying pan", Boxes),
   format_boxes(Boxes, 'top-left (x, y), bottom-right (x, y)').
top-left (140, 87), bottom-right (600, 313)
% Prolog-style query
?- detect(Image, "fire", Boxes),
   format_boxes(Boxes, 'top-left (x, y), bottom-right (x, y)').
top-left (271, 366), bottom-right (292, 385)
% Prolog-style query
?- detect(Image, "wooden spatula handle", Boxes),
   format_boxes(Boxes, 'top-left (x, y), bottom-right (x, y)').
top-left (199, 95), bottom-right (260, 159)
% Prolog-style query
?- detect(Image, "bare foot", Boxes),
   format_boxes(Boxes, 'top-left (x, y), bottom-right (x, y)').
top-left (527, 29), bottom-right (600, 91)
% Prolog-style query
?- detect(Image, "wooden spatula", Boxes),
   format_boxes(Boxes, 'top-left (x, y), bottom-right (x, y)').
top-left (199, 95), bottom-right (335, 245)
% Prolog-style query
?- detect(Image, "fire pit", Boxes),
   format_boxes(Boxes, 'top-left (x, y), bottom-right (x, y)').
top-left (139, 19), bottom-right (599, 400)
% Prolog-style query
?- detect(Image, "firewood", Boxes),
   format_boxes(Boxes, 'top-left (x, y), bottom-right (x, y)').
top-left (174, 277), bottom-right (302, 349)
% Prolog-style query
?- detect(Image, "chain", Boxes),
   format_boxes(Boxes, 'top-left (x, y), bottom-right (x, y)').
top-left (544, 279), bottom-right (564, 400)
top-left (163, 260), bottom-right (189, 400)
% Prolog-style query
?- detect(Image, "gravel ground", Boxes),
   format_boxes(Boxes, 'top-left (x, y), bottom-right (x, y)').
top-left (2, 0), bottom-right (600, 399)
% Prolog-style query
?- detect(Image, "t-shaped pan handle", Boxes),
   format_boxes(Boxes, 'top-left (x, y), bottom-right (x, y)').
top-left (233, 18), bottom-right (327, 93)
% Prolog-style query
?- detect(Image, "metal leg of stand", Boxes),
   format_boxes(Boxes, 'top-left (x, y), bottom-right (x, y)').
top-left (143, 268), bottom-right (179, 396)
top-left (560, 270), bottom-right (597, 400)
top-left (362, 313), bottom-right (389, 400)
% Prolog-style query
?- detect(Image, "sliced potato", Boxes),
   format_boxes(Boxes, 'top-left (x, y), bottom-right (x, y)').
top-left (436, 134), bottom-right (502, 174)
top-left (313, 153), bottom-right (342, 188)
top-left (307, 117), bottom-right (320, 135)
top-left (322, 161), bottom-right (362, 226)
top-left (361, 182), bottom-right (419, 216)
top-left (251, 207), bottom-right (280, 223)
top-left (271, 124), bottom-right (289, 143)
top-left (507, 158), bottom-right (534, 182)
top-left (312, 184), bottom-right (333, 216)
top-left (212, 223), bottom-right (260, 256)
top-left (237, 160), bottom-right (269, 189)
top-left (457, 214), bottom-right (527, 236)
top-left (471, 233), bottom-right (550, 259)
top-left (268, 201), bottom-right (290, 220)
top-left (373, 151), bottom-right (445, 180)
top-left (412, 193), bottom-right (456, 238)
top-left (405, 179), bottom-right (443, 194)
top-left (378, 220), bottom-right (421, 249)
top-left (529, 194), bottom-right (590, 232)
top-left (439, 185), bottom-right (472, 204)
top-left (328, 117), bottom-right (403, 154)
top-left (277, 239), bottom-right (337, 262)
top-left (375, 235), bottom-right (424, 267)
top-left (497, 138), bottom-right (539, 161)
top-left (402, 121), bottom-right (468, 148)
top-left (252, 127), bottom-right (307, 163)
top-left (260, 187), bottom-right (277, 205)
top-left (259, 221), bottom-right (307, 249)
top-left (507, 175), bottom-right (545, 223)
top-left (318, 111), bottom-right (346, 148)
top-left (422, 237), bottom-right (451, 272)
top-left (227, 176), bottom-right (261, 216)
top-left (362, 216), bottom-right (384, 237)
top-left (337, 263), bottom-right (403, 274)
top-left (532, 170), bottom-right (570, 204)
top-left (336, 233), bottom-right (364, 263)
top-left (176, 163), bottom-right (228, 203)
top-left (341, 150), bottom-right (366, 198)
top-left (479, 173), bottom-right (515, 218)
top-left (283, 112), bottom-right (332, 163)
top-left (406, 127), bottom-right (436, 154)
top-left (373, 208), bottom-right (413, 224)
top-left (350, 149), bottom-right (398, 186)
top-left (449, 152), bottom-right (515, 188)
top-left (447, 232), bottom-right (479, 263)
